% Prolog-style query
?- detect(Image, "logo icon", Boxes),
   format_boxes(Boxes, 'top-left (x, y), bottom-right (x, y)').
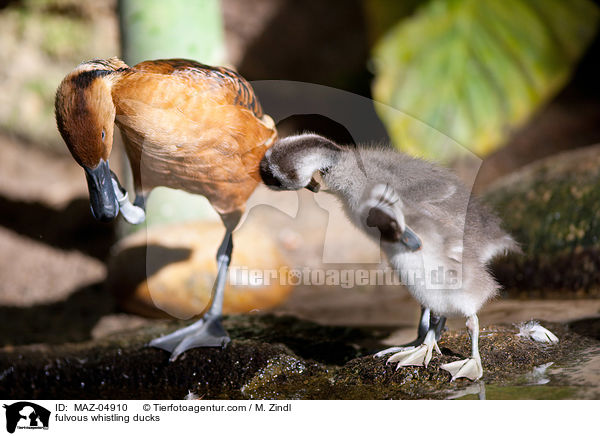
top-left (3, 402), bottom-right (50, 433)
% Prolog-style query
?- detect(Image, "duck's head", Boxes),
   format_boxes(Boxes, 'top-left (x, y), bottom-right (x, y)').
top-left (55, 60), bottom-right (125, 222)
top-left (259, 133), bottom-right (342, 192)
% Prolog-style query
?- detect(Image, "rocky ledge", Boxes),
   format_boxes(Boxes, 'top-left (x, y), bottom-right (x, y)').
top-left (1, 314), bottom-right (598, 400)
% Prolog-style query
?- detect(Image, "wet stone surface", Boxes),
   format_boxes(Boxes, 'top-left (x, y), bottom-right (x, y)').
top-left (1, 314), bottom-right (598, 400)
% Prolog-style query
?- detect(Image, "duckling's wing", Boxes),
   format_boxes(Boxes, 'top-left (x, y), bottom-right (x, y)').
top-left (360, 184), bottom-right (423, 250)
top-left (360, 184), bottom-right (402, 241)
top-left (365, 207), bottom-right (402, 242)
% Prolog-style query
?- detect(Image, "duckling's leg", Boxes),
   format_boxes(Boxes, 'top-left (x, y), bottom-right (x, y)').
top-left (406, 306), bottom-right (432, 346)
top-left (149, 231), bottom-right (233, 361)
top-left (440, 314), bottom-right (483, 381)
top-left (375, 308), bottom-right (445, 368)
top-left (375, 307), bottom-right (446, 352)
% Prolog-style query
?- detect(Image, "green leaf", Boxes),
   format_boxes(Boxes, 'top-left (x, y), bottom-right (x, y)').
top-left (372, 0), bottom-right (599, 161)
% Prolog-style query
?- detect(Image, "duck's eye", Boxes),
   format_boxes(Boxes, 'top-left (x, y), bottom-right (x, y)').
top-left (101, 130), bottom-right (106, 141)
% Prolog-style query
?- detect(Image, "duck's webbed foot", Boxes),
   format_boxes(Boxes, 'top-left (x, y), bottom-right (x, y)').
top-left (149, 230), bottom-right (233, 362)
top-left (149, 313), bottom-right (230, 362)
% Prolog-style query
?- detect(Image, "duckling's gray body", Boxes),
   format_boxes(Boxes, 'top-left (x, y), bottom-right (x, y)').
top-left (322, 145), bottom-right (515, 318)
top-left (260, 134), bottom-right (518, 380)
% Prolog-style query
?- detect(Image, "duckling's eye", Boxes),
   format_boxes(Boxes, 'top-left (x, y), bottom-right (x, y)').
top-left (101, 130), bottom-right (106, 141)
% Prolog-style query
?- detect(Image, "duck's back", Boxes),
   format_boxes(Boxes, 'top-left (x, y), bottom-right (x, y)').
top-left (130, 59), bottom-right (265, 118)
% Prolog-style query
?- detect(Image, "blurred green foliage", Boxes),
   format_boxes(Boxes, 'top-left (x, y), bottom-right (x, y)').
top-left (371, 0), bottom-right (600, 162)
top-left (118, 0), bottom-right (226, 230)
top-left (0, 0), bottom-right (118, 151)
top-left (119, 0), bottom-right (225, 66)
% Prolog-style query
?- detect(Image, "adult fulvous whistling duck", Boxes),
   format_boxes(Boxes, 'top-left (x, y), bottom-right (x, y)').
top-left (55, 58), bottom-right (277, 360)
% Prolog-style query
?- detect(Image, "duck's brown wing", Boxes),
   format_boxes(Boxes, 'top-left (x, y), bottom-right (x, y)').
top-left (114, 59), bottom-right (276, 216)
top-left (132, 59), bottom-right (264, 119)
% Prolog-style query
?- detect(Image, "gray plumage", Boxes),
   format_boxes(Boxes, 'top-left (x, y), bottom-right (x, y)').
top-left (260, 133), bottom-right (519, 380)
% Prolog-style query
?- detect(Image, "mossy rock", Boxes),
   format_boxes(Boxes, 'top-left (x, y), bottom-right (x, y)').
top-left (0, 314), bottom-right (593, 400)
top-left (485, 144), bottom-right (600, 297)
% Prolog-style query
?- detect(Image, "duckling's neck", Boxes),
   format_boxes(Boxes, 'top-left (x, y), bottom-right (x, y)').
top-left (283, 133), bottom-right (342, 179)
top-left (298, 148), bottom-right (338, 179)
top-left (320, 148), bottom-right (368, 209)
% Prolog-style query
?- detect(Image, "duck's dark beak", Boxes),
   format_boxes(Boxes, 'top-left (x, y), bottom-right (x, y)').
top-left (305, 177), bottom-right (320, 193)
top-left (84, 159), bottom-right (119, 222)
top-left (400, 226), bottom-right (422, 251)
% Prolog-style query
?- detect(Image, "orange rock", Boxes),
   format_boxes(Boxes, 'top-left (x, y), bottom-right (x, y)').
top-left (106, 221), bottom-right (292, 319)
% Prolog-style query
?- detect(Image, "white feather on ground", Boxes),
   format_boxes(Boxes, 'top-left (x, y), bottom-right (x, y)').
top-left (516, 321), bottom-right (559, 343)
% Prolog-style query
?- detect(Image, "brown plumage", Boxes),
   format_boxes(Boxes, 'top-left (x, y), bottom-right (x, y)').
top-left (56, 57), bottom-right (276, 228)
top-left (55, 57), bottom-right (277, 359)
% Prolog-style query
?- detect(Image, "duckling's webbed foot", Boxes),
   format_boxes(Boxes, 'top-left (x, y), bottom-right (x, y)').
top-left (376, 328), bottom-right (442, 368)
top-left (375, 308), bottom-right (446, 368)
top-left (440, 357), bottom-right (483, 381)
top-left (149, 231), bottom-right (233, 361)
top-left (440, 314), bottom-right (483, 381)
top-left (149, 314), bottom-right (230, 361)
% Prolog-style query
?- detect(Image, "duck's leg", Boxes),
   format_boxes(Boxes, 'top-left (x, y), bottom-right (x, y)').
top-left (149, 231), bottom-right (233, 361)
top-left (375, 308), bottom-right (445, 368)
top-left (440, 314), bottom-right (483, 381)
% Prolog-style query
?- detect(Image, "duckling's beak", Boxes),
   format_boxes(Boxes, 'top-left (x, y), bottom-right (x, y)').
top-left (305, 177), bottom-right (320, 193)
top-left (84, 159), bottom-right (119, 222)
top-left (400, 226), bottom-right (422, 251)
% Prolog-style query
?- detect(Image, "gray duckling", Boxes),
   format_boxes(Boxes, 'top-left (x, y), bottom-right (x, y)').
top-left (260, 133), bottom-right (519, 380)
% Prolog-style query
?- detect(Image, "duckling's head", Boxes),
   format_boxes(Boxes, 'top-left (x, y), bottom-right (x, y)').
top-left (55, 59), bottom-right (126, 222)
top-left (260, 133), bottom-right (342, 192)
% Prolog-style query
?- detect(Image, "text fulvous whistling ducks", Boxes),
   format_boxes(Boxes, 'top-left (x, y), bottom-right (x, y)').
top-left (55, 58), bottom-right (277, 360)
